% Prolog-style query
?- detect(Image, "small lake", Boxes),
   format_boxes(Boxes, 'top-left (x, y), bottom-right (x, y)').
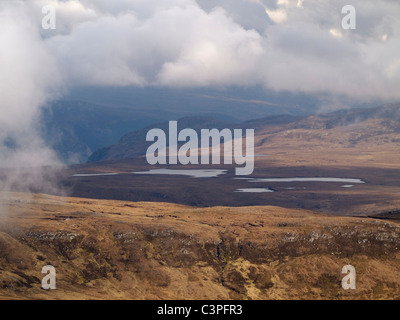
top-left (72, 173), bottom-right (119, 177)
top-left (132, 169), bottom-right (228, 178)
top-left (235, 188), bottom-right (274, 193)
top-left (248, 177), bottom-right (365, 184)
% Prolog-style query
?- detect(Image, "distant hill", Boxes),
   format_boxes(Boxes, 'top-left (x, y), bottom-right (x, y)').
top-left (40, 87), bottom-right (389, 164)
top-left (40, 100), bottom-right (180, 163)
top-left (291, 103), bottom-right (400, 130)
top-left (68, 86), bottom-right (320, 119)
top-left (88, 103), bottom-right (400, 163)
top-left (88, 116), bottom-right (237, 162)
top-left (42, 89), bottom-right (306, 164)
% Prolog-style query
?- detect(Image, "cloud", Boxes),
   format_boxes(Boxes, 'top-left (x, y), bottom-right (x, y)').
top-left (29, 0), bottom-right (399, 102)
top-left (155, 6), bottom-right (264, 87)
top-left (44, 1), bottom-right (265, 87)
top-left (196, 0), bottom-right (271, 32)
top-left (0, 1), bottom-right (62, 193)
top-left (2, 0), bottom-right (400, 117)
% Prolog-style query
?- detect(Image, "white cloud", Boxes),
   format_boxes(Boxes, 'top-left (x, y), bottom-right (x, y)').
top-left (0, 1), bottom-right (60, 159)
top-left (2, 0), bottom-right (400, 103)
top-left (265, 8), bottom-right (288, 24)
top-left (0, 1), bottom-right (62, 193)
top-left (329, 28), bottom-right (343, 38)
top-left (155, 6), bottom-right (264, 87)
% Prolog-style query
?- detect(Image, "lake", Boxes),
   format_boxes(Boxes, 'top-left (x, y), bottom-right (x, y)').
top-left (132, 169), bottom-right (228, 178)
top-left (248, 177), bottom-right (365, 184)
top-left (235, 188), bottom-right (274, 193)
top-left (72, 173), bottom-right (119, 177)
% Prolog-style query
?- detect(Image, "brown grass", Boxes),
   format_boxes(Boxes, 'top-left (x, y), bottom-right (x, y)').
top-left (0, 192), bottom-right (399, 300)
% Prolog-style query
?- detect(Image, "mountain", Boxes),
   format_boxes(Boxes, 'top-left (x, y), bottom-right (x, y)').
top-left (40, 100), bottom-right (179, 163)
top-left (87, 116), bottom-right (238, 162)
top-left (40, 88), bottom-right (389, 164)
top-left (290, 103), bottom-right (400, 130)
top-left (87, 103), bottom-right (400, 163)
top-left (43, 86), bottom-right (314, 164)
top-left (67, 86), bottom-right (321, 119)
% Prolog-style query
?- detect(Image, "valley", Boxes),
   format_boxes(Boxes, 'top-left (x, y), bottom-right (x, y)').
top-left (63, 103), bottom-right (400, 217)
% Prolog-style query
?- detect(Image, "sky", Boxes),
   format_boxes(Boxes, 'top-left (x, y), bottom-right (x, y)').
top-left (2, 0), bottom-right (400, 104)
top-left (0, 0), bottom-right (399, 172)
top-left (35, 0), bottom-right (400, 99)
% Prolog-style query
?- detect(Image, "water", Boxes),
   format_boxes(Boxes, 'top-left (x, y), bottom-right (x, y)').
top-left (132, 169), bottom-right (228, 178)
top-left (248, 177), bottom-right (365, 184)
top-left (235, 188), bottom-right (274, 193)
top-left (72, 173), bottom-right (119, 177)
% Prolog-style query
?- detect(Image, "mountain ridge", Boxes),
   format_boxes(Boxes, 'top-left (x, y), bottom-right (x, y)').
top-left (88, 103), bottom-right (400, 163)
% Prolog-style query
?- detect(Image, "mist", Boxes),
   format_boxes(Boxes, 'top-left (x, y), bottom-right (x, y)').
top-left (0, 1), bottom-right (63, 195)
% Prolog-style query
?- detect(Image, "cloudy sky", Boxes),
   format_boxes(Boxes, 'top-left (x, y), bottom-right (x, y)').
top-left (0, 0), bottom-right (399, 169)
top-left (3, 0), bottom-right (398, 97)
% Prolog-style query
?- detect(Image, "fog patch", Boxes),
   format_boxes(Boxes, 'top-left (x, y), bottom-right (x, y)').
top-left (0, 2), bottom-right (65, 211)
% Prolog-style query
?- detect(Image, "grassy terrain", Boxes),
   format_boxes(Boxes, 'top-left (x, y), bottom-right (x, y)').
top-left (0, 192), bottom-right (399, 300)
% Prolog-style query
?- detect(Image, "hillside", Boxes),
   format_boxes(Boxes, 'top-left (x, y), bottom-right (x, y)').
top-left (0, 192), bottom-right (399, 300)
top-left (40, 100), bottom-right (179, 163)
top-left (251, 104), bottom-right (400, 169)
top-left (87, 103), bottom-right (400, 164)
top-left (88, 116), bottom-right (238, 162)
